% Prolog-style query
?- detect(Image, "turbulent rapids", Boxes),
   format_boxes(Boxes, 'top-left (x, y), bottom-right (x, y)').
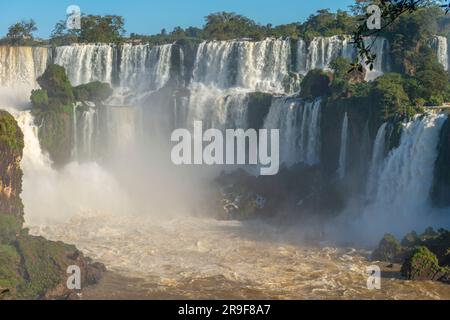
top-left (1, 33), bottom-right (450, 299)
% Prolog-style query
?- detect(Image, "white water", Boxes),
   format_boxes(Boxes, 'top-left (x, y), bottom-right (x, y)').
top-left (366, 122), bottom-right (387, 200)
top-left (193, 39), bottom-right (291, 94)
top-left (55, 44), bottom-right (114, 86)
top-left (334, 114), bottom-right (450, 242)
top-left (263, 98), bottom-right (321, 166)
top-left (0, 47), bottom-right (49, 88)
top-left (337, 112), bottom-right (349, 179)
top-left (296, 36), bottom-right (388, 81)
top-left (434, 36), bottom-right (449, 71)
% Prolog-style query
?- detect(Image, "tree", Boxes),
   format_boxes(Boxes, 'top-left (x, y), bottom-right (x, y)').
top-left (352, 0), bottom-right (449, 72)
top-left (50, 15), bottom-right (126, 44)
top-left (6, 20), bottom-right (37, 45)
top-left (203, 12), bottom-right (262, 40)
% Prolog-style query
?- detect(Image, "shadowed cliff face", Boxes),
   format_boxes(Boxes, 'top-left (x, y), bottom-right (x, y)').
top-left (0, 110), bottom-right (105, 299)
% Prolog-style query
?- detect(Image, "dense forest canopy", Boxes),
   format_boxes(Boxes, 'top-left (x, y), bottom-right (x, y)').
top-left (1, 1), bottom-right (448, 46)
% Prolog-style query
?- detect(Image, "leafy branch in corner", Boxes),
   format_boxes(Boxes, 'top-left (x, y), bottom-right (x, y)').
top-left (351, 0), bottom-right (450, 73)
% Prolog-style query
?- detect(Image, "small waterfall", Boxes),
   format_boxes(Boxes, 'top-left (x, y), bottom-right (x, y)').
top-left (11, 110), bottom-right (53, 172)
top-left (433, 36), bottom-right (449, 71)
top-left (362, 113), bottom-right (447, 235)
top-left (192, 39), bottom-right (291, 93)
top-left (54, 44), bottom-right (114, 86)
top-left (306, 36), bottom-right (352, 71)
top-left (366, 122), bottom-right (387, 200)
top-left (79, 105), bottom-right (96, 159)
top-left (71, 103), bottom-right (78, 160)
top-left (363, 37), bottom-right (389, 81)
top-left (337, 112), bottom-right (349, 179)
top-left (0, 46), bottom-right (49, 88)
top-left (263, 98), bottom-right (321, 166)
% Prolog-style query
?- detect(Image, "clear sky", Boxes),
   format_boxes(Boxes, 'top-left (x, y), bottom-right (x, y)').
top-left (0, 0), bottom-right (356, 38)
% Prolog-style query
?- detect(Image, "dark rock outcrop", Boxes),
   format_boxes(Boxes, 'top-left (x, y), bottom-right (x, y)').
top-left (401, 246), bottom-right (448, 282)
top-left (372, 234), bottom-right (404, 263)
top-left (373, 228), bottom-right (450, 284)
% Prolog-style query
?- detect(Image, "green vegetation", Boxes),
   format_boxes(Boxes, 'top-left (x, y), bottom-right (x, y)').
top-left (0, 20), bottom-right (37, 46)
top-left (0, 111), bottom-right (24, 152)
top-left (29, 64), bottom-right (112, 166)
top-left (36, 64), bottom-right (74, 108)
top-left (371, 233), bottom-right (403, 262)
top-left (73, 81), bottom-right (113, 102)
top-left (373, 228), bottom-right (450, 283)
top-left (51, 15), bottom-right (125, 45)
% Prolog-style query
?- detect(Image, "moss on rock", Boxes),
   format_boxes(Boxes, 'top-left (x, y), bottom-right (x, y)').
top-left (372, 234), bottom-right (403, 263)
top-left (401, 246), bottom-right (446, 281)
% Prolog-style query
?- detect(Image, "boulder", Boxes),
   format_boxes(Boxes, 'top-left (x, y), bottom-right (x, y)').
top-left (372, 234), bottom-right (403, 263)
top-left (401, 246), bottom-right (448, 282)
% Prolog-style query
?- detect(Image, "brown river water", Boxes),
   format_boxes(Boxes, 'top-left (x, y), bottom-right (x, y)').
top-left (29, 214), bottom-right (450, 300)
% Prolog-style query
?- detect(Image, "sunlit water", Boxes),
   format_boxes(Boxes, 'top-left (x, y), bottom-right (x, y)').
top-left (29, 214), bottom-right (450, 300)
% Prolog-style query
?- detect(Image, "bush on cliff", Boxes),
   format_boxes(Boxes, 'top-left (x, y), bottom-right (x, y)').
top-left (0, 111), bottom-right (24, 151)
top-left (30, 89), bottom-right (49, 110)
top-left (299, 70), bottom-right (332, 100)
top-left (371, 233), bottom-right (403, 263)
top-left (401, 246), bottom-right (448, 281)
top-left (36, 64), bottom-right (74, 108)
top-left (73, 81), bottom-right (113, 102)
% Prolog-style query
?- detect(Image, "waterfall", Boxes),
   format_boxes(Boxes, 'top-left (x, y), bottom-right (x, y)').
top-left (366, 122), bottom-right (387, 200)
top-left (192, 39), bottom-right (291, 93)
top-left (306, 36), bottom-right (354, 71)
top-left (433, 36), bottom-right (449, 71)
top-left (361, 113), bottom-right (448, 236)
top-left (263, 98), bottom-right (321, 166)
top-left (363, 37), bottom-right (389, 81)
top-left (119, 43), bottom-right (172, 91)
top-left (0, 46), bottom-right (49, 88)
top-left (54, 44), bottom-right (114, 86)
top-left (186, 84), bottom-right (249, 130)
top-left (296, 36), bottom-right (388, 81)
top-left (337, 112), bottom-right (349, 179)
top-left (79, 105), bottom-right (96, 160)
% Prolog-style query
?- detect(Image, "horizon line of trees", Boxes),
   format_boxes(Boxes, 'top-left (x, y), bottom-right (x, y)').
top-left (1, 2), bottom-right (449, 48)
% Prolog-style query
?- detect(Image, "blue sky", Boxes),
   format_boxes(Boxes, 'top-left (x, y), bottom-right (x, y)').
top-left (0, 0), bottom-right (356, 38)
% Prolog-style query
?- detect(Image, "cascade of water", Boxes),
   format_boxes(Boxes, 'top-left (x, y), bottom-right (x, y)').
top-left (192, 39), bottom-right (291, 93)
top-left (365, 122), bottom-right (388, 200)
top-left (71, 103), bottom-right (78, 160)
top-left (186, 84), bottom-right (249, 130)
top-left (0, 47), bottom-right (49, 88)
top-left (362, 113), bottom-right (447, 234)
top-left (263, 98), bottom-right (321, 167)
top-left (80, 106), bottom-right (96, 159)
top-left (296, 36), bottom-right (387, 81)
top-left (54, 44), bottom-right (114, 86)
top-left (337, 112), bottom-right (349, 179)
top-left (434, 36), bottom-right (449, 71)
top-left (119, 43), bottom-right (172, 91)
